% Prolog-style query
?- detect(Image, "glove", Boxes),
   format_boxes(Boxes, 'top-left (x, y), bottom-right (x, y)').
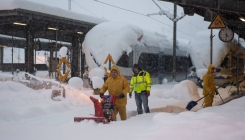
top-left (215, 90), bottom-right (219, 95)
top-left (99, 93), bottom-right (104, 99)
top-left (119, 93), bottom-right (125, 99)
top-left (146, 91), bottom-right (150, 97)
top-left (129, 92), bottom-right (132, 98)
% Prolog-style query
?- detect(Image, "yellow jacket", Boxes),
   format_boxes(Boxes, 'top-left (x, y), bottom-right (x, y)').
top-left (129, 70), bottom-right (151, 93)
top-left (202, 64), bottom-right (217, 96)
top-left (100, 65), bottom-right (129, 106)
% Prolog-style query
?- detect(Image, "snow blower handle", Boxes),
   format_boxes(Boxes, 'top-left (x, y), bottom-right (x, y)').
top-left (117, 93), bottom-right (125, 99)
top-left (99, 93), bottom-right (104, 99)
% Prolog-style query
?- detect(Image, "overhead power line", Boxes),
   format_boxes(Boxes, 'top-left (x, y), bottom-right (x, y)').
top-left (158, 1), bottom-right (204, 30)
top-left (72, 0), bottom-right (99, 17)
top-left (93, 0), bottom-right (192, 37)
top-left (94, 0), bottom-right (146, 16)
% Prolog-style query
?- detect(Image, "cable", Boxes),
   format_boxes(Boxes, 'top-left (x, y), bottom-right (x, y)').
top-left (72, 0), bottom-right (100, 17)
top-left (158, 1), bottom-right (204, 30)
top-left (149, 17), bottom-right (193, 37)
top-left (94, 0), bottom-right (146, 16)
top-left (159, 1), bottom-right (171, 11)
top-left (94, 0), bottom-right (192, 37)
top-left (148, 17), bottom-right (173, 28)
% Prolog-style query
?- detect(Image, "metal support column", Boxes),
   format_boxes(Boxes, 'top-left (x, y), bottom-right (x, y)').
top-left (158, 51), bottom-right (164, 84)
top-left (172, 3), bottom-right (177, 81)
top-left (55, 30), bottom-right (58, 78)
top-left (71, 34), bottom-right (80, 77)
top-left (12, 35), bottom-right (14, 75)
top-left (0, 46), bottom-right (3, 71)
top-left (25, 25), bottom-right (35, 74)
top-left (236, 34), bottom-right (240, 96)
top-left (49, 43), bottom-right (54, 78)
top-left (80, 36), bottom-right (85, 77)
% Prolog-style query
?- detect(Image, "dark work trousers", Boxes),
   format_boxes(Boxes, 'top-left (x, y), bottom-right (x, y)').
top-left (134, 91), bottom-right (150, 114)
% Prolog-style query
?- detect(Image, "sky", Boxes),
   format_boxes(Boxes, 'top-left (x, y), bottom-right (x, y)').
top-left (12, 0), bottom-right (211, 40)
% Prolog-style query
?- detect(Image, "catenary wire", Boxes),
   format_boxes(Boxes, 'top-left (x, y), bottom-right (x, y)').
top-left (92, 0), bottom-right (194, 37)
top-left (72, 0), bottom-right (100, 17)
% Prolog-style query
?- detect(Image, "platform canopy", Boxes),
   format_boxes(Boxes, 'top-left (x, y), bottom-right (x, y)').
top-left (0, 0), bottom-right (106, 49)
top-left (159, 0), bottom-right (245, 40)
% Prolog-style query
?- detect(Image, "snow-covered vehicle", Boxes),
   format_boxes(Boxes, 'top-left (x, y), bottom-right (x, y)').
top-left (82, 21), bottom-right (190, 84)
top-left (116, 45), bottom-right (189, 84)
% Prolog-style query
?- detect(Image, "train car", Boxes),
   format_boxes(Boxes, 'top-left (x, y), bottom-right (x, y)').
top-left (115, 44), bottom-right (190, 84)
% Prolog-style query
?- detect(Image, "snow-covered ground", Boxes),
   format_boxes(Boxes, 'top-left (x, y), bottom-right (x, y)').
top-left (0, 71), bottom-right (245, 140)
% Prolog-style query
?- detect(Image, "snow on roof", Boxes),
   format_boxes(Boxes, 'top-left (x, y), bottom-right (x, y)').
top-left (82, 21), bottom-right (189, 71)
top-left (83, 21), bottom-right (141, 70)
top-left (0, 0), bottom-right (106, 24)
top-left (188, 29), bottom-right (245, 70)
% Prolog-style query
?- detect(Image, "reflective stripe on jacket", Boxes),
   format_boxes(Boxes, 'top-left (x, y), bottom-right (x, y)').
top-left (129, 70), bottom-right (151, 93)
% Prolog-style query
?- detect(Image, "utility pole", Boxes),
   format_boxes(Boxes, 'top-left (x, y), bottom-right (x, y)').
top-left (236, 33), bottom-right (240, 96)
top-left (148, 0), bottom-right (185, 82)
top-left (12, 35), bottom-right (14, 75)
top-left (68, 0), bottom-right (71, 11)
top-left (172, 3), bottom-right (177, 81)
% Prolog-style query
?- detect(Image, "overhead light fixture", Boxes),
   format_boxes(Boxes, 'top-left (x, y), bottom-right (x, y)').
top-left (240, 17), bottom-right (245, 22)
top-left (13, 22), bottom-right (27, 26)
top-left (77, 31), bottom-right (83, 34)
top-left (0, 45), bottom-right (7, 48)
top-left (48, 27), bottom-right (58, 30)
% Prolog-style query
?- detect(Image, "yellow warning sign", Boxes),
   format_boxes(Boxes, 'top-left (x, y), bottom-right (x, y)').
top-left (104, 54), bottom-right (115, 77)
top-left (104, 54), bottom-right (115, 64)
top-left (56, 57), bottom-right (70, 82)
top-left (208, 13), bottom-right (227, 29)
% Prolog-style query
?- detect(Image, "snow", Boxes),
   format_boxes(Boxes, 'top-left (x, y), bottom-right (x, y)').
top-left (2, 33), bottom-right (245, 140)
top-left (82, 21), bottom-right (189, 71)
top-left (188, 29), bottom-right (229, 69)
top-left (59, 47), bottom-right (68, 58)
top-left (88, 67), bottom-right (105, 89)
top-left (1, 1), bottom-right (245, 139)
top-left (83, 21), bottom-right (141, 70)
top-left (1, 44), bottom-right (245, 140)
top-left (188, 29), bottom-right (245, 79)
top-left (0, 0), bottom-right (106, 24)
top-left (0, 77), bottom-right (245, 140)
top-left (68, 77), bottom-right (83, 90)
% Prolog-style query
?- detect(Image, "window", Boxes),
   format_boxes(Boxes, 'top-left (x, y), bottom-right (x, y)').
top-left (116, 52), bottom-right (133, 68)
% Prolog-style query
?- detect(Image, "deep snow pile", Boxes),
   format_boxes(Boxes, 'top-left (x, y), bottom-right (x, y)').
top-left (82, 21), bottom-right (189, 71)
top-left (1, 78), bottom-right (245, 140)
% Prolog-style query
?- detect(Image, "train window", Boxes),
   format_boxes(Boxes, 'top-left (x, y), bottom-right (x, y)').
top-left (137, 53), bottom-right (188, 75)
top-left (138, 53), bottom-right (158, 74)
top-left (116, 52), bottom-right (133, 68)
top-left (176, 56), bottom-right (188, 72)
top-left (163, 55), bottom-right (173, 73)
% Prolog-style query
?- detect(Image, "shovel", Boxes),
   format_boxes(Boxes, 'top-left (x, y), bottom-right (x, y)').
top-left (186, 82), bottom-right (230, 111)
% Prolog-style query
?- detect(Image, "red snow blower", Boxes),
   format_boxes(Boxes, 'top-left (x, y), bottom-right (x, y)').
top-left (74, 95), bottom-right (116, 124)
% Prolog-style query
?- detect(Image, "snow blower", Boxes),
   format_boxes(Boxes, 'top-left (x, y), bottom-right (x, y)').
top-left (186, 82), bottom-right (230, 111)
top-left (74, 95), bottom-right (116, 124)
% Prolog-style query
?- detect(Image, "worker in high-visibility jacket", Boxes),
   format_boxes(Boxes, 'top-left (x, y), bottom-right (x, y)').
top-left (129, 64), bottom-right (152, 114)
